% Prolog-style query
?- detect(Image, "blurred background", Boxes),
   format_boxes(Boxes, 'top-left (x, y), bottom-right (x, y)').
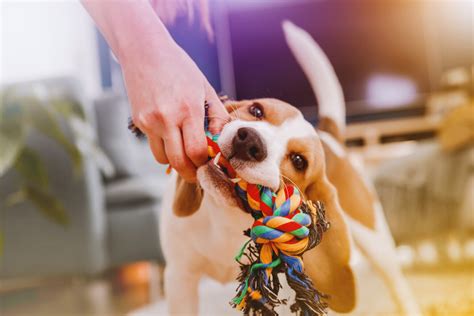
top-left (0, 0), bottom-right (472, 315)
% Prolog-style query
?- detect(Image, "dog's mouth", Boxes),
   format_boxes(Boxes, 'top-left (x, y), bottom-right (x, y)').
top-left (203, 159), bottom-right (246, 211)
top-left (207, 158), bottom-right (229, 181)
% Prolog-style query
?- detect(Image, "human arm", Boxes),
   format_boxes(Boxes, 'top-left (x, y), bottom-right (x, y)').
top-left (82, 0), bottom-right (229, 182)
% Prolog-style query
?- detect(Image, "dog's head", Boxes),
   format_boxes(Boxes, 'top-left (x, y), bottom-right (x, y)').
top-left (174, 98), bottom-right (326, 213)
top-left (211, 98), bottom-right (325, 206)
top-left (174, 99), bottom-right (340, 222)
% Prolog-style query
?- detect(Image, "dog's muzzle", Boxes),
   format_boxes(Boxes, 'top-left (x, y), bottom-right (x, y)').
top-left (231, 127), bottom-right (267, 162)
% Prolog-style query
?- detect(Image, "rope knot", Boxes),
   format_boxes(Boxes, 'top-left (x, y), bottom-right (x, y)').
top-left (250, 187), bottom-right (312, 257)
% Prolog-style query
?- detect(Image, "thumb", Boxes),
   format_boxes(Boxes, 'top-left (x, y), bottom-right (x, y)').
top-left (205, 83), bottom-right (230, 134)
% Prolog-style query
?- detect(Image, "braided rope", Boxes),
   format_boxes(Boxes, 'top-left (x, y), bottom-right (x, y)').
top-left (206, 128), bottom-right (328, 315)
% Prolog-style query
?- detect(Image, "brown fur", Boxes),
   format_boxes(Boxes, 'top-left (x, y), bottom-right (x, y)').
top-left (172, 176), bottom-right (203, 217)
top-left (318, 116), bottom-right (344, 143)
top-left (304, 177), bottom-right (356, 312)
top-left (323, 143), bottom-right (376, 229)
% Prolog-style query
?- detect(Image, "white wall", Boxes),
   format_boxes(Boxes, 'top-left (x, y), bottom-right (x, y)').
top-left (0, 0), bottom-right (101, 98)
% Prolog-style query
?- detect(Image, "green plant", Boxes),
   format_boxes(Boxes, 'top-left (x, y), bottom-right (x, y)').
top-left (0, 85), bottom-right (90, 226)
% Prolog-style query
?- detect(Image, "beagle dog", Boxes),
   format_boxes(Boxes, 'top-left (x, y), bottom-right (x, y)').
top-left (159, 22), bottom-right (421, 315)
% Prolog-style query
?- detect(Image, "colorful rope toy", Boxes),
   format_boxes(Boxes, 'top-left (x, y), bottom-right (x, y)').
top-left (129, 103), bottom-right (329, 315)
top-left (205, 104), bottom-right (330, 315)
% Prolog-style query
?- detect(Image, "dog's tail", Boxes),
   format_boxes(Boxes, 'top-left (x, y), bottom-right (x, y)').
top-left (283, 20), bottom-right (345, 141)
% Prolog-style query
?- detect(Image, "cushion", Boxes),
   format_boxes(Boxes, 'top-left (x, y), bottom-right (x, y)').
top-left (105, 176), bottom-right (168, 207)
top-left (94, 92), bottom-right (141, 179)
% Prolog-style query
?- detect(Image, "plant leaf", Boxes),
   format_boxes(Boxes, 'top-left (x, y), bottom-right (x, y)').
top-left (0, 95), bottom-right (25, 176)
top-left (14, 147), bottom-right (48, 188)
top-left (69, 116), bottom-right (116, 177)
top-left (0, 131), bottom-right (23, 177)
top-left (23, 185), bottom-right (69, 225)
top-left (27, 102), bottom-right (82, 173)
top-left (51, 98), bottom-right (85, 120)
top-left (5, 190), bottom-right (27, 207)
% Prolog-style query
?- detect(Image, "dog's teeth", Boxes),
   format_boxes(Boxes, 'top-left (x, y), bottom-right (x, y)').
top-left (230, 178), bottom-right (241, 183)
top-left (213, 152), bottom-right (221, 166)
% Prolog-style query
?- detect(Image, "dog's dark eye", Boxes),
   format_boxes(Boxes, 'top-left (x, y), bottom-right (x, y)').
top-left (290, 153), bottom-right (307, 171)
top-left (248, 103), bottom-right (264, 119)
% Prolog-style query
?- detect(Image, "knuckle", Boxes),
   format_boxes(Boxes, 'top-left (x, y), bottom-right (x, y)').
top-left (136, 109), bottom-right (166, 130)
top-left (183, 103), bottom-right (201, 117)
top-left (169, 155), bottom-right (185, 170)
top-left (186, 143), bottom-right (206, 161)
top-left (152, 108), bottom-right (167, 122)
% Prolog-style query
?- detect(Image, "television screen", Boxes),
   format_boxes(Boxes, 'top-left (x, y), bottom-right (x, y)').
top-left (224, 0), bottom-right (434, 122)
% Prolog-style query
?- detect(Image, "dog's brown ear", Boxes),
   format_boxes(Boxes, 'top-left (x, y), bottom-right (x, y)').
top-left (303, 176), bottom-right (356, 313)
top-left (323, 144), bottom-right (376, 229)
top-left (172, 176), bottom-right (204, 217)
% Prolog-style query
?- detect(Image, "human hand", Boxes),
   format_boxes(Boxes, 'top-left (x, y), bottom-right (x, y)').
top-left (122, 39), bottom-right (229, 182)
top-left (81, 0), bottom-right (228, 182)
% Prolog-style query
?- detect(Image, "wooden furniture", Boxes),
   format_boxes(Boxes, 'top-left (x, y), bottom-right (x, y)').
top-left (345, 116), bottom-right (441, 167)
top-left (346, 116), bottom-right (441, 147)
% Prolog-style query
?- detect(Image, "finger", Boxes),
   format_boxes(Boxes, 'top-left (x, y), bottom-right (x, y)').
top-left (205, 84), bottom-right (230, 134)
top-left (163, 127), bottom-right (197, 182)
top-left (149, 137), bottom-right (169, 164)
top-left (182, 112), bottom-right (208, 168)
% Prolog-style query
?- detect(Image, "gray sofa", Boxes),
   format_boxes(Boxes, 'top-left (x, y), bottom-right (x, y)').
top-left (0, 77), bottom-right (166, 280)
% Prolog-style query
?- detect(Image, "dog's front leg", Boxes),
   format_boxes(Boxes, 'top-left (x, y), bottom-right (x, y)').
top-left (165, 266), bottom-right (201, 315)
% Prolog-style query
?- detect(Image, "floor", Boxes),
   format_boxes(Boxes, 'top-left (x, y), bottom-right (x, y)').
top-left (408, 269), bottom-right (474, 316)
top-left (1, 265), bottom-right (473, 316)
top-left (0, 275), bottom-right (150, 316)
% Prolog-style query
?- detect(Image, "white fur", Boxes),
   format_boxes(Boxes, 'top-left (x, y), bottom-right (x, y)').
top-left (160, 173), bottom-right (252, 315)
top-left (218, 119), bottom-right (284, 190)
top-left (218, 114), bottom-right (315, 191)
top-left (283, 20), bottom-right (346, 132)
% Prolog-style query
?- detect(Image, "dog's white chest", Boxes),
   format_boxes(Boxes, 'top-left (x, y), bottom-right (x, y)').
top-left (193, 197), bottom-right (253, 267)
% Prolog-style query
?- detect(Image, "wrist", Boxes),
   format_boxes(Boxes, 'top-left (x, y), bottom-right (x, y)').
top-left (116, 13), bottom-right (178, 61)
top-left (114, 13), bottom-right (176, 64)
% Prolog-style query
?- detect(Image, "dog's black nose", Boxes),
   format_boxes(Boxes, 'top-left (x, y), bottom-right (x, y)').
top-left (232, 127), bottom-right (267, 162)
